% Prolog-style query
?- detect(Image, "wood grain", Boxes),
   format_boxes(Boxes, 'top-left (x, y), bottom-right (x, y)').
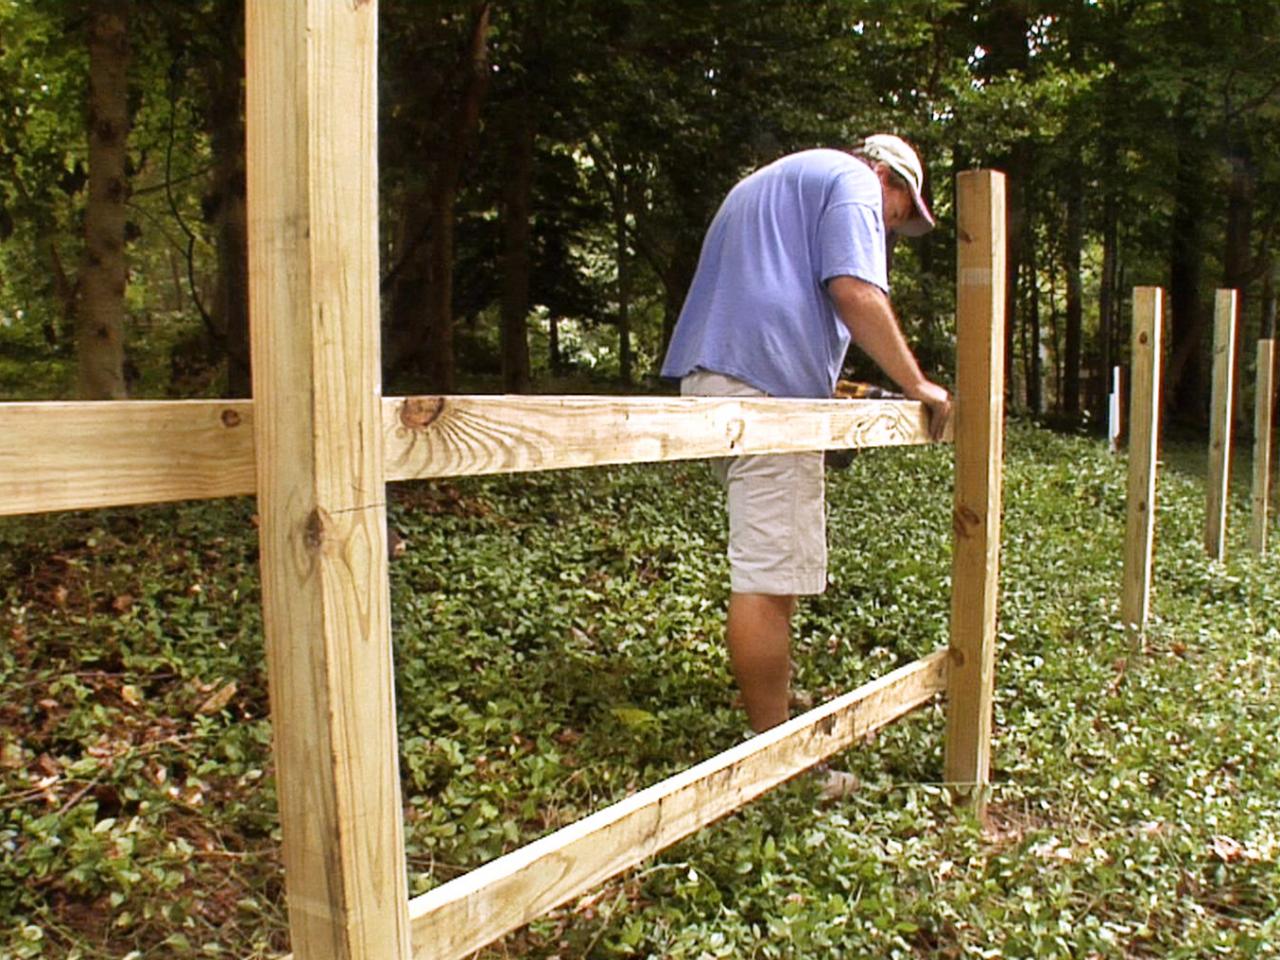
top-left (1, 396), bottom-right (943, 516)
top-left (385, 394), bottom-right (943, 479)
top-left (0, 400), bottom-right (254, 516)
top-left (407, 650), bottom-right (950, 960)
top-left (1205, 289), bottom-right (1237, 561)
top-left (246, 2), bottom-right (410, 958)
top-left (1121, 288), bottom-right (1164, 631)
top-left (943, 170), bottom-right (1006, 810)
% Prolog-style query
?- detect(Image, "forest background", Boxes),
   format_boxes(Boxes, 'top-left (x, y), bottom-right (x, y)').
top-left (2, 0), bottom-right (1278, 427)
top-left (4, 3), bottom-right (1280, 958)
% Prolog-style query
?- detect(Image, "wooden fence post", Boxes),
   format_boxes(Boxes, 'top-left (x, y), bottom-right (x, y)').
top-left (1251, 339), bottom-right (1276, 554)
top-left (1121, 288), bottom-right (1163, 633)
top-left (944, 170), bottom-right (1006, 811)
top-left (246, 3), bottom-right (410, 958)
top-left (1206, 289), bottom-right (1237, 561)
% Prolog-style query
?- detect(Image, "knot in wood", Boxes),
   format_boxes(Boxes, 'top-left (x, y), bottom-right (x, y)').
top-left (953, 504), bottom-right (981, 540)
top-left (304, 508), bottom-right (327, 552)
top-left (220, 409), bottom-right (242, 428)
top-left (725, 417), bottom-right (745, 449)
top-left (401, 397), bottom-right (445, 431)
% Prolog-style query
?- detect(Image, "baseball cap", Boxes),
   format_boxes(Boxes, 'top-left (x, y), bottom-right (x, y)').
top-left (859, 133), bottom-right (935, 237)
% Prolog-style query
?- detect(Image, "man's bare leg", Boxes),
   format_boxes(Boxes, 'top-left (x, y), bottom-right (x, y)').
top-left (726, 591), bottom-right (795, 732)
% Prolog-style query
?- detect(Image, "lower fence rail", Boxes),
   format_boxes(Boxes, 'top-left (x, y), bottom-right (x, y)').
top-left (399, 648), bottom-right (951, 960)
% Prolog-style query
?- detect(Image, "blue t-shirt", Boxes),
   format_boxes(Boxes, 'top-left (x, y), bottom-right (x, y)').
top-left (661, 149), bottom-right (888, 399)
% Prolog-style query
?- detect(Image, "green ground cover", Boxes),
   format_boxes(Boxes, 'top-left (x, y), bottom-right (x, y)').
top-left (2, 422), bottom-right (1278, 958)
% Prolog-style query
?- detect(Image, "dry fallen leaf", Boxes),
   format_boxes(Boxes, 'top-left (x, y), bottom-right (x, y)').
top-left (1210, 835), bottom-right (1245, 863)
top-left (197, 681), bottom-right (238, 715)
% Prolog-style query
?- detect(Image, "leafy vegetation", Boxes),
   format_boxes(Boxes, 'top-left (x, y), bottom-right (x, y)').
top-left (3, 422), bottom-right (1278, 958)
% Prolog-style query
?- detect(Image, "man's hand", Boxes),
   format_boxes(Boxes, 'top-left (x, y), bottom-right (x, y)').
top-left (904, 379), bottom-right (951, 442)
top-left (826, 277), bottom-right (951, 442)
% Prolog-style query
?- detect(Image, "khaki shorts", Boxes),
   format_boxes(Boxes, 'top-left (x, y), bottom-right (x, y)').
top-left (682, 371), bottom-right (827, 596)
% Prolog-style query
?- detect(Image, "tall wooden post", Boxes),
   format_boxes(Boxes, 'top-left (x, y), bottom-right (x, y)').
top-left (1121, 288), bottom-right (1163, 632)
top-left (945, 171), bottom-right (1006, 810)
top-left (1206, 289), bottom-right (1237, 561)
top-left (246, 3), bottom-right (410, 958)
top-left (1251, 339), bottom-right (1276, 554)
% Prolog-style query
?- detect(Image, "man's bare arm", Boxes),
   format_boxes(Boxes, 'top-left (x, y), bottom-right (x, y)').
top-left (826, 275), bottom-right (952, 440)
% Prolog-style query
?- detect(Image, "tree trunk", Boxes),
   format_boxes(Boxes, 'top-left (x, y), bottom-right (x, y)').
top-left (1096, 55), bottom-right (1122, 425)
top-left (549, 314), bottom-right (562, 376)
top-left (417, 2), bottom-right (491, 392)
top-left (1098, 190), bottom-right (1119, 416)
top-left (1063, 165), bottom-right (1084, 417)
top-left (1003, 148), bottom-right (1029, 406)
top-left (1223, 145), bottom-right (1254, 425)
top-left (974, 2), bottom-right (1031, 405)
top-left (1223, 151), bottom-right (1254, 319)
top-left (204, 0), bottom-right (250, 397)
top-left (1026, 216), bottom-right (1042, 414)
top-left (1166, 132), bottom-right (1210, 423)
top-left (499, 91), bottom-right (533, 393)
top-left (423, 200), bottom-right (459, 392)
top-left (658, 233), bottom-right (700, 361)
top-left (615, 171), bottom-right (633, 387)
top-left (1262, 262), bottom-right (1276, 340)
top-left (77, 0), bottom-right (130, 400)
top-left (1047, 255), bottom-right (1063, 408)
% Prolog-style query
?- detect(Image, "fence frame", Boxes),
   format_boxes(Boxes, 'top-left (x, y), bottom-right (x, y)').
top-left (0, 5), bottom-right (1007, 959)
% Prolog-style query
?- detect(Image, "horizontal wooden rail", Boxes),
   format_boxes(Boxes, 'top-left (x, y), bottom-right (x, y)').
top-left (0, 400), bottom-right (257, 516)
top-left (385, 394), bottom-right (942, 480)
top-left (1, 395), bottom-right (943, 516)
top-left (405, 648), bottom-right (951, 960)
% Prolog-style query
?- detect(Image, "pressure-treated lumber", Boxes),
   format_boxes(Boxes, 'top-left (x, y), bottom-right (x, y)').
top-left (246, 3), bottom-right (410, 959)
top-left (407, 649), bottom-right (950, 960)
top-left (385, 394), bottom-right (941, 479)
top-left (1205, 289), bottom-right (1237, 560)
top-left (944, 170), bottom-right (1006, 809)
top-left (1121, 288), bottom-right (1164, 632)
top-left (0, 400), bottom-right (254, 516)
top-left (1250, 339), bottom-right (1275, 554)
top-left (0, 396), bottom-right (939, 516)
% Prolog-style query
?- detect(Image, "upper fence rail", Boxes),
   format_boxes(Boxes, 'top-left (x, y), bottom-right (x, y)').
top-left (0, 394), bottom-right (944, 517)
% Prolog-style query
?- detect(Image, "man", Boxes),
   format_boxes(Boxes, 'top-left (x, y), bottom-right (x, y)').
top-left (661, 134), bottom-right (951, 760)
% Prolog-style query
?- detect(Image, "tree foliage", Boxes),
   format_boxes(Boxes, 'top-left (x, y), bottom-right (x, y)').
top-left (0, 0), bottom-right (1277, 421)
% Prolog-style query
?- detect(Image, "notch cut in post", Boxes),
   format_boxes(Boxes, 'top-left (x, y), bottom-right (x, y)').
top-left (944, 170), bottom-right (1006, 812)
top-left (1121, 287), bottom-right (1163, 634)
